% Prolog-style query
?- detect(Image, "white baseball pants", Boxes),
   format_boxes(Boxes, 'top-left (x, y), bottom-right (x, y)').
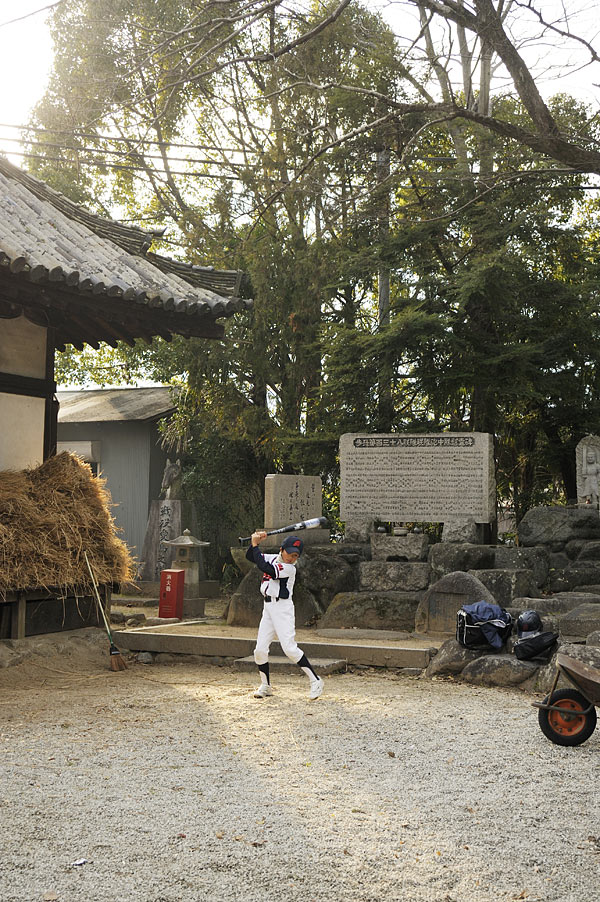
top-left (253, 598), bottom-right (303, 665)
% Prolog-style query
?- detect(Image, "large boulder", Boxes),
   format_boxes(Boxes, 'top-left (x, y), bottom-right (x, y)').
top-left (370, 534), bottom-right (429, 562)
top-left (359, 561), bottom-right (431, 592)
top-left (576, 541), bottom-right (600, 561)
top-left (494, 545), bottom-right (550, 588)
top-left (565, 539), bottom-right (588, 560)
top-left (512, 592), bottom-right (600, 617)
top-left (227, 569), bottom-right (320, 628)
top-left (319, 591), bottom-right (422, 631)
top-left (441, 519), bottom-right (484, 544)
top-left (548, 552), bottom-right (570, 570)
top-left (296, 550), bottom-right (357, 609)
top-left (535, 641), bottom-right (600, 693)
top-left (548, 564), bottom-right (600, 593)
top-left (559, 603), bottom-right (600, 640)
top-left (428, 544), bottom-right (495, 581)
top-left (229, 546), bottom-right (254, 575)
top-left (461, 654), bottom-right (539, 686)
top-left (518, 506), bottom-right (600, 547)
top-left (424, 638), bottom-right (484, 677)
top-left (467, 569), bottom-right (536, 606)
top-left (415, 570), bottom-right (496, 635)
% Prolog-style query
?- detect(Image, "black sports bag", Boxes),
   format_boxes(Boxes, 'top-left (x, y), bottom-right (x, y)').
top-left (513, 631), bottom-right (559, 662)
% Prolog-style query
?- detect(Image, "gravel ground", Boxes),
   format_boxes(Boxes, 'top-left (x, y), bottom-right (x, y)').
top-left (0, 629), bottom-right (599, 902)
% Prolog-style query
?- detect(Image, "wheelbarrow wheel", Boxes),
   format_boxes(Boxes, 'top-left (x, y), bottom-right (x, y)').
top-left (538, 688), bottom-right (597, 746)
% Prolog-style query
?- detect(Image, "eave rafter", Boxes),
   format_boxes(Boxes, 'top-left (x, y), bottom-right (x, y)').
top-left (0, 271), bottom-right (225, 351)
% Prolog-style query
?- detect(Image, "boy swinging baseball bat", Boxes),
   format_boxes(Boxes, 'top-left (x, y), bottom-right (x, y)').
top-left (244, 523), bottom-right (327, 701)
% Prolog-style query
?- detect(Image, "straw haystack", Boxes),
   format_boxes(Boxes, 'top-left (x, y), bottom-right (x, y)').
top-left (0, 452), bottom-right (133, 596)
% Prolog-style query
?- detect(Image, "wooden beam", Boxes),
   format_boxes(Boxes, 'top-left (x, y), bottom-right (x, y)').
top-left (0, 371), bottom-right (56, 399)
top-left (0, 271), bottom-right (228, 343)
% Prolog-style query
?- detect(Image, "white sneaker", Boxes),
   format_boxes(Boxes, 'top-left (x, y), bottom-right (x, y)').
top-left (309, 677), bottom-right (324, 700)
top-left (253, 684), bottom-right (273, 698)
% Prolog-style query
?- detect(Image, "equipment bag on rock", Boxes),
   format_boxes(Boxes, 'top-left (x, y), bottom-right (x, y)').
top-left (456, 602), bottom-right (513, 649)
top-left (514, 631), bottom-right (559, 662)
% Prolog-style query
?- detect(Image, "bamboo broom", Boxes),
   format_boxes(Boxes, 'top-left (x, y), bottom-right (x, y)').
top-left (84, 551), bottom-right (127, 672)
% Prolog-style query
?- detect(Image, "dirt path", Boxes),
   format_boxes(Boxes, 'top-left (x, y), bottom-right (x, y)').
top-left (0, 630), bottom-right (598, 902)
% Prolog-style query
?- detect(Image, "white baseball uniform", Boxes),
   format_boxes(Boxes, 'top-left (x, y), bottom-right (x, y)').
top-left (246, 546), bottom-right (303, 664)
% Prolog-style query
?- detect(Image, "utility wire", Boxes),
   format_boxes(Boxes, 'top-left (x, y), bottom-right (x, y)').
top-left (0, 121), bottom-right (260, 155)
top-left (0, 132), bottom-right (246, 167)
top-left (8, 148), bottom-right (244, 180)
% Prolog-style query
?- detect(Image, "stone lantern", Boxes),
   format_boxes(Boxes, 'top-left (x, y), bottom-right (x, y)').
top-left (162, 529), bottom-right (214, 617)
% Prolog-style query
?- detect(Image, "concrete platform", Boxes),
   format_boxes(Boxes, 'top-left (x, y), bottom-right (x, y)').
top-left (234, 655), bottom-right (346, 674)
top-left (115, 621), bottom-right (438, 669)
top-left (316, 628), bottom-right (412, 640)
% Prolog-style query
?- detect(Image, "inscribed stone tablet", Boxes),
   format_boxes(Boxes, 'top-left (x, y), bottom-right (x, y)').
top-left (340, 433), bottom-right (495, 524)
top-left (264, 475), bottom-right (322, 529)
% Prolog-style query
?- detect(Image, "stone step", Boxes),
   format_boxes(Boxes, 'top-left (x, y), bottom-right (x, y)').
top-left (116, 625), bottom-right (436, 669)
top-left (234, 655), bottom-right (346, 674)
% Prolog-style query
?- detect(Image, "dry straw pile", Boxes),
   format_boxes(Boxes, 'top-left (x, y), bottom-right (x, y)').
top-left (0, 452), bottom-right (133, 596)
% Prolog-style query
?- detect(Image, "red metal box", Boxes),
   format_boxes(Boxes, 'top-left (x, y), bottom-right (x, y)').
top-left (158, 568), bottom-right (185, 619)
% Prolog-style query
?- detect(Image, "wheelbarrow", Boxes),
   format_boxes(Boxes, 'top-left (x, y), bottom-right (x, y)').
top-left (533, 653), bottom-right (600, 746)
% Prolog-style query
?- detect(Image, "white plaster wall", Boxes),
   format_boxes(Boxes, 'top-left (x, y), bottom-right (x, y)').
top-left (0, 393), bottom-right (45, 470)
top-left (0, 315), bottom-right (47, 378)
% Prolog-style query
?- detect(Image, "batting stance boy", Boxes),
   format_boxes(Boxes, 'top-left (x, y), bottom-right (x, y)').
top-left (246, 530), bottom-right (324, 700)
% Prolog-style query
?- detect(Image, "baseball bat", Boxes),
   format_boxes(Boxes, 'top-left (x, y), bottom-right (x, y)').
top-left (238, 516), bottom-right (329, 545)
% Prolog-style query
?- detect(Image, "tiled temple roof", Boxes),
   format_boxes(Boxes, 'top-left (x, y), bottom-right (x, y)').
top-left (0, 157), bottom-right (250, 348)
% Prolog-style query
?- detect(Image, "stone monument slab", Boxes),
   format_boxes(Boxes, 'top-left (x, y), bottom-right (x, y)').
top-left (264, 474), bottom-right (330, 543)
top-left (139, 500), bottom-right (197, 582)
top-left (339, 432), bottom-right (495, 525)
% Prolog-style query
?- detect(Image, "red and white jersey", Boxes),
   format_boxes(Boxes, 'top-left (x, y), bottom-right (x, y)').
top-left (259, 553), bottom-right (296, 600)
top-left (246, 546), bottom-right (297, 601)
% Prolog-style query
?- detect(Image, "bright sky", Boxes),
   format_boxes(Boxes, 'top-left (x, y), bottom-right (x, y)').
top-left (0, 2), bottom-right (54, 161)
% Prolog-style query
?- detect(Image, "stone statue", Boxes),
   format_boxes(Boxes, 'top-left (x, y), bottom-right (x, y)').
top-left (576, 437), bottom-right (600, 508)
top-left (160, 458), bottom-right (182, 499)
top-left (582, 450), bottom-right (600, 506)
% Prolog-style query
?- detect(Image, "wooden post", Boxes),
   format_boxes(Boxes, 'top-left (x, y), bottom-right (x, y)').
top-left (43, 326), bottom-right (58, 460)
top-left (11, 592), bottom-right (26, 640)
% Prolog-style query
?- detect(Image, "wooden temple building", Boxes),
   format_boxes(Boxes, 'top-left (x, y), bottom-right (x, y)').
top-left (0, 157), bottom-right (249, 637)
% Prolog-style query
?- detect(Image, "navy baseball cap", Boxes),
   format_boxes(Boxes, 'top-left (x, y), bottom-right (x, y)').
top-left (281, 535), bottom-right (303, 556)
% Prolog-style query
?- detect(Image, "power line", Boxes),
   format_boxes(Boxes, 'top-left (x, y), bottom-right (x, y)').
top-left (0, 132), bottom-right (247, 168)
top-left (7, 148), bottom-right (245, 180)
top-left (0, 121), bottom-right (260, 155)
